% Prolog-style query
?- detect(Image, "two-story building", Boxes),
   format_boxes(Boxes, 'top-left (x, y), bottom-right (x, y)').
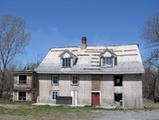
top-left (35, 37), bottom-right (144, 108)
top-left (12, 70), bottom-right (38, 102)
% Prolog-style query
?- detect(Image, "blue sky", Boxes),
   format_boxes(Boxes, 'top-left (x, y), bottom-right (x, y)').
top-left (0, 0), bottom-right (159, 66)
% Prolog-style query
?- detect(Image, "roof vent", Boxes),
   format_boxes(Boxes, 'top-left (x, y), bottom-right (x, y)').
top-left (81, 36), bottom-right (87, 49)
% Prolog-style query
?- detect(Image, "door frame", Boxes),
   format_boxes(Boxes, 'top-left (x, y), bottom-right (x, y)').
top-left (71, 91), bottom-right (78, 106)
top-left (91, 91), bottom-right (101, 106)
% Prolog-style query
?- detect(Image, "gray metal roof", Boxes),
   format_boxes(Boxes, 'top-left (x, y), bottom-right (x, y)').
top-left (35, 44), bottom-right (144, 74)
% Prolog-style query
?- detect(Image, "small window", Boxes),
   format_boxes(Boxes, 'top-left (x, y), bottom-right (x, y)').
top-left (72, 75), bottom-right (79, 85)
top-left (114, 75), bottom-right (123, 86)
top-left (52, 91), bottom-right (59, 101)
top-left (114, 93), bottom-right (122, 105)
top-left (52, 74), bottom-right (59, 85)
top-left (62, 58), bottom-right (71, 68)
top-left (114, 57), bottom-right (117, 65)
top-left (19, 75), bottom-right (27, 84)
top-left (19, 91), bottom-right (26, 100)
top-left (103, 57), bottom-right (113, 67)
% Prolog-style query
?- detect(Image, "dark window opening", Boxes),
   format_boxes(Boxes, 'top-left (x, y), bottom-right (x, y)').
top-left (19, 91), bottom-right (26, 100)
top-left (114, 75), bottom-right (123, 86)
top-left (114, 93), bottom-right (122, 105)
top-left (19, 75), bottom-right (27, 84)
top-left (52, 74), bottom-right (59, 84)
top-left (114, 57), bottom-right (117, 65)
top-left (62, 58), bottom-right (71, 68)
top-left (72, 75), bottom-right (79, 85)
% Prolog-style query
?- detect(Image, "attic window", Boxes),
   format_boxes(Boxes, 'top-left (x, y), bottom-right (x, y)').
top-left (100, 49), bottom-right (117, 67)
top-left (59, 49), bottom-right (77, 68)
top-left (103, 57), bottom-right (113, 67)
top-left (62, 58), bottom-right (71, 68)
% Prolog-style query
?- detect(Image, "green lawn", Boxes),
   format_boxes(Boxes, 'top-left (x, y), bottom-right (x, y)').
top-left (0, 99), bottom-right (154, 115)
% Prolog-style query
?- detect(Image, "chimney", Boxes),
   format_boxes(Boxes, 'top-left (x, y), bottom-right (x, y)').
top-left (81, 36), bottom-right (87, 49)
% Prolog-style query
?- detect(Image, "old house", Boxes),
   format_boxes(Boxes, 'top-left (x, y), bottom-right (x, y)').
top-left (12, 70), bottom-right (38, 102)
top-left (35, 37), bottom-right (144, 108)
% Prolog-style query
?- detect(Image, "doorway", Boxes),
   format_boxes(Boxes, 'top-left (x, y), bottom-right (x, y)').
top-left (92, 92), bottom-right (100, 106)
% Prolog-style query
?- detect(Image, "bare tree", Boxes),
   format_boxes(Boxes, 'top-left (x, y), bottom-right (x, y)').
top-left (143, 13), bottom-right (159, 99)
top-left (0, 14), bottom-right (30, 96)
top-left (143, 13), bottom-right (159, 47)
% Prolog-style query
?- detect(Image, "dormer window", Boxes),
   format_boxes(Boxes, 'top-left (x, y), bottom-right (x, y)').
top-left (59, 49), bottom-right (77, 68)
top-left (100, 49), bottom-right (117, 67)
top-left (103, 57), bottom-right (113, 67)
top-left (62, 58), bottom-right (71, 68)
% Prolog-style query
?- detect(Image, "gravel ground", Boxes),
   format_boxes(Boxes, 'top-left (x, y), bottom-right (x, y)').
top-left (0, 110), bottom-right (159, 120)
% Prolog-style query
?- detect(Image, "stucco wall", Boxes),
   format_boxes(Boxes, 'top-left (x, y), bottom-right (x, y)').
top-left (101, 75), bottom-right (114, 106)
top-left (38, 74), bottom-right (143, 108)
top-left (38, 74), bottom-right (52, 103)
top-left (123, 74), bottom-right (143, 108)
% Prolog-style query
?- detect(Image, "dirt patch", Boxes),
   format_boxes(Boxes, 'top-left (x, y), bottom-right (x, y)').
top-left (144, 99), bottom-right (159, 108)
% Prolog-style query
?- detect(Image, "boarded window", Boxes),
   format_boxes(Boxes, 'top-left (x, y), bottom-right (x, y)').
top-left (19, 91), bottom-right (26, 100)
top-left (56, 96), bottom-right (72, 105)
top-left (114, 75), bottom-right (123, 86)
top-left (19, 75), bottom-right (27, 84)
top-left (52, 74), bottom-right (59, 85)
top-left (62, 58), bottom-right (71, 68)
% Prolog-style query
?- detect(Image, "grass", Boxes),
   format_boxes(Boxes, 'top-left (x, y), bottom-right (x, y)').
top-left (0, 104), bottom-right (126, 115)
top-left (0, 99), bottom-right (156, 115)
top-left (0, 99), bottom-right (32, 104)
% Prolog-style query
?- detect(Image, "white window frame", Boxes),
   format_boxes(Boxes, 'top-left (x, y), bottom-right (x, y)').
top-left (62, 58), bottom-right (72, 68)
top-left (102, 57), bottom-right (113, 67)
top-left (52, 91), bottom-right (59, 101)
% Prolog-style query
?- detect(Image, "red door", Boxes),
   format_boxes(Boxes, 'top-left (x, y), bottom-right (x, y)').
top-left (92, 92), bottom-right (100, 106)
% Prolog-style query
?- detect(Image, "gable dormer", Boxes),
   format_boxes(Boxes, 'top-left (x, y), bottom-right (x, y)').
top-left (59, 49), bottom-right (77, 68)
top-left (100, 49), bottom-right (117, 67)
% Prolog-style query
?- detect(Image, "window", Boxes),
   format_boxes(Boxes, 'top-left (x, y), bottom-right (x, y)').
top-left (18, 91), bottom-right (26, 100)
top-left (114, 75), bottom-right (123, 86)
top-left (114, 93), bottom-right (122, 105)
top-left (52, 74), bottom-right (59, 85)
top-left (62, 58), bottom-right (71, 68)
top-left (72, 75), bottom-right (79, 85)
top-left (103, 57), bottom-right (113, 67)
top-left (19, 75), bottom-right (27, 84)
top-left (114, 57), bottom-right (117, 65)
top-left (52, 91), bottom-right (58, 101)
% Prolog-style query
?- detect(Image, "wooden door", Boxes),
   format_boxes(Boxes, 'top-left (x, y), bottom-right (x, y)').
top-left (92, 92), bottom-right (100, 106)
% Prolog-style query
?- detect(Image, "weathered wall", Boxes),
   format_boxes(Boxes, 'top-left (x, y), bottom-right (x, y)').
top-left (38, 74), bottom-right (52, 103)
top-left (101, 75), bottom-right (114, 106)
top-left (76, 75), bottom-right (91, 105)
top-left (123, 74), bottom-right (143, 108)
top-left (38, 74), bottom-right (143, 108)
top-left (39, 74), bottom-right (92, 105)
